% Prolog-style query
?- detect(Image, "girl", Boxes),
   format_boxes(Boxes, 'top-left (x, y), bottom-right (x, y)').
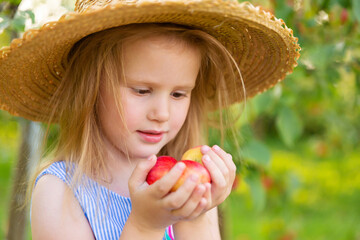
top-left (0, 0), bottom-right (300, 239)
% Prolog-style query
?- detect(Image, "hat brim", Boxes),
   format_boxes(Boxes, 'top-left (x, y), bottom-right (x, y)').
top-left (0, 1), bottom-right (300, 122)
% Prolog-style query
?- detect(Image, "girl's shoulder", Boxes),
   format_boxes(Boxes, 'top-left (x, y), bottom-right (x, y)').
top-left (35, 161), bottom-right (75, 186)
top-left (31, 161), bottom-right (95, 239)
top-left (35, 161), bottom-right (70, 186)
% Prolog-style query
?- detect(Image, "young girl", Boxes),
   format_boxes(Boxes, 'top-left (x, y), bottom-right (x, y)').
top-left (0, 0), bottom-right (300, 239)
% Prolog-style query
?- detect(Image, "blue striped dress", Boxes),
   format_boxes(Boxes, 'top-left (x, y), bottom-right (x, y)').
top-left (35, 161), bottom-right (175, 240)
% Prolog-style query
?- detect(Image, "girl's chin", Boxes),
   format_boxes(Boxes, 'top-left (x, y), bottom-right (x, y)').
top-left (127, 146), bottom-right (164, 160)
top-left (125, 136), bottom-right (172, 159)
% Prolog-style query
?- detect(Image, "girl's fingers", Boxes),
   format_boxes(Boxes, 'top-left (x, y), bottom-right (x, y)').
top-left (212, 145), bottom-right (236, 174)
top-left (151, 162), bottom-right (186, 198)
top-left (187, 198), bottom-right (208, 219)
top-left (202, 155), bottom-right (226, 188)
top-left (203, 148), bottom-right (228, 177)
top-left (128, 155), bottom-right (157, 191)
top-left (202, 145), bottom-right (236, 183)
top-left (163, 174), bottom-right (199, 209)
top-left (186, 198), bottom-right (207, 220)
top-left (170, 184), bottom-right (206, 218)
top-left (203, 183), bottom-right (212, 203)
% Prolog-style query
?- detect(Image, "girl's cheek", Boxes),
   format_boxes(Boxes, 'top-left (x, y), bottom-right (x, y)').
top-left (173, 105), bottom-right (189, 128)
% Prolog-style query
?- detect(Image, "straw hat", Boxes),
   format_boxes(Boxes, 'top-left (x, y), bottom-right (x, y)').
top-left (0, 0), bottom-right (300, 122)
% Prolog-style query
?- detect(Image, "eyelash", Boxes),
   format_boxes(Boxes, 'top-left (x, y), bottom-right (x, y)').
top-left (171, 92), bottom-right (187, 98)
top-left (132, 88), bottom-right (150, 95)
top-left (131, 88), bottom-right (187, 98)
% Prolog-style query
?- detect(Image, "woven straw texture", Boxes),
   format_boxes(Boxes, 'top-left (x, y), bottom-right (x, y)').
top-left (0, 0), bottom-right (300, 122)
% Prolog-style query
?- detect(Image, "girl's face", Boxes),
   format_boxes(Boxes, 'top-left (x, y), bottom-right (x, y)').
top-left (99, 35), bottom-right (201, 160)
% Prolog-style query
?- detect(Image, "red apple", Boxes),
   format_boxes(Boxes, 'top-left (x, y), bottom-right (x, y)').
top-left (171, 160), bottom-right (211, 192)
top-left (146, 156), bottom-right (177, 186)
top-left (146, 156), bottom-right (211, 192)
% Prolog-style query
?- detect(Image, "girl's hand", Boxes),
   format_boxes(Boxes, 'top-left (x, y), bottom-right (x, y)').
top-left (200, 145), bottom-right (236, 210)
top-left (126, 155), bottom-right (209, 233)
top-left (172, 145), bottom-right (235, 239)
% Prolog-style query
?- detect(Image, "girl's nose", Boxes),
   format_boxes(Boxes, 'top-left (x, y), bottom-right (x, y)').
top-left (147, 96), bottom-right (170, 122)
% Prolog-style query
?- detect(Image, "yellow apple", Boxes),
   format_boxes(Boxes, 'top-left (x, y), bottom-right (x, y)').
top-left (181, 146), bottom-right (203, 163)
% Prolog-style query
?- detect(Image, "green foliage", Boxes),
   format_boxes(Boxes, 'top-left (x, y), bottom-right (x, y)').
top-left (242, 139), bottom-right (271, 167)
top-left (3, 0), bottom-right (22, 5)
top-left (219, 0), bottom-right (360, 238)
top-left (352, 0), bottom-right (360, 22)
top-left (232, 0), bottom-right (360, 167)
top-left (275, 106), bottom-right (303, 147)
top-left (246, 170), bottom-right (266, 212)
top-left (11, 10), bottom-right (35, 32)
top-left (0, 9), bottom-right (34, 46)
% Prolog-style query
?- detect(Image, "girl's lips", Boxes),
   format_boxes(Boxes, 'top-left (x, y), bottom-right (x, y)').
top-left (137, 130), bottom-right (164, 143)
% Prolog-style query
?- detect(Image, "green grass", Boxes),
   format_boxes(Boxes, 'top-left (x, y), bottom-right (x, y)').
top-left (224, 150), bottom-right (360, 240)
top-left (225, 191), bottom-right (360, 240)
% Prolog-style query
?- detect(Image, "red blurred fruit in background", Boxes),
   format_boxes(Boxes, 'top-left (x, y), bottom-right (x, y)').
top-left (232, 174), bottom-right (240, 191)
top-left (261, 174), bottom-right (274, 191)
top-left (341, 9), bottom-right (348, 25)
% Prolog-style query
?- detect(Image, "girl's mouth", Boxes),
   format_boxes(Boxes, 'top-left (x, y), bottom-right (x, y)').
top-left (137, 130), bottom-right (164, 143)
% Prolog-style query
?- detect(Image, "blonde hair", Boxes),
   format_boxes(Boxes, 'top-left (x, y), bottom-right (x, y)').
top-left (28, 23), bottom-right (244, 197)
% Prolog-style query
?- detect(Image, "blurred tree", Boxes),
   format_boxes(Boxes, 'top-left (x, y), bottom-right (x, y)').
top-left (0, 1), bottom-right (42, 240)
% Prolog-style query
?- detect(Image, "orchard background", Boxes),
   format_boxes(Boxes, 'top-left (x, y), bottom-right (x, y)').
top-left (1, 0), bottom-right (359, 239)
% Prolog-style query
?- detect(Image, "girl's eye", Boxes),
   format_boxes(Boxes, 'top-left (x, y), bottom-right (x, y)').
top-left (171, 92), bottom-right (187, 98)
top-left (133, 88), bottom-right (150, 95)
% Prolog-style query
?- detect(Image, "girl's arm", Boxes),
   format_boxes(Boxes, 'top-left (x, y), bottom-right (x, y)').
top-left (173, 207), bottom-right (221, 240)
top-left (119, 214), bottom-right (166, 240)
top-left (31, 174), bottom-right (95, 240)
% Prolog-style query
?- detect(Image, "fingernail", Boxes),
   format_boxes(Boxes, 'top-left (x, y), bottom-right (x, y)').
top-left (202, 155), bottom-right (210, 163)
top-left (201, 145), bottom-right (210, 153)
top-left (176, 162), bottom-right (185, 170)
top-left (213, 145), bottom-right (220, 151)
top-left (147, 155), bottom-right (154, 161)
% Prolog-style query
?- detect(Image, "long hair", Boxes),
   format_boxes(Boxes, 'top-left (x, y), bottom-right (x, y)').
top-left (28, 23), bottom-right (244, 197)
